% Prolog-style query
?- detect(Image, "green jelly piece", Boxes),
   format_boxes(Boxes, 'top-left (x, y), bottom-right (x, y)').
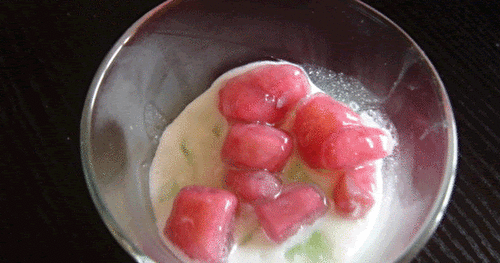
top-left (212, 124), bottom-right (223, 138)
top-left (180, 139), bottom-right (195, 166)
top-left (285, 244), bottom-right (304, 261)
top-left (239, 232), bottom-right (254, 246)
top-left (285, 161), bottom-right (312, 183)
top-left (285, 231), bottom-right (332, 262)
top-left (159, 180), bottom-right (181, 203)
top-left (180, 139), bottom-right (199, 180)
top-left (238, 224), bottom-right (260, 246)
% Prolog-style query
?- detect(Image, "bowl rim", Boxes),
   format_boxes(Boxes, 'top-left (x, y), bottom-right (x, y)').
top-left (80, 0), bottom-right (458, 262)
top-left (352, 0), bottom-right (458, 261)
top-left (80, 0), bottom-right (177, 260)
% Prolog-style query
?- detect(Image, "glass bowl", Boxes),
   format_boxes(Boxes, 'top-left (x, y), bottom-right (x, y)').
top-left (80, 0), bottom-right (458, 262)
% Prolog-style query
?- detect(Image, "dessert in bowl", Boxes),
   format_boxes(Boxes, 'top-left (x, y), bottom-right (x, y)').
top-left (81, 0), bottom-right (458, 262)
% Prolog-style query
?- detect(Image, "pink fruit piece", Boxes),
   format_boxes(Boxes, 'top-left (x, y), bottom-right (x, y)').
top-left (321, 126), bottom-right (390, 170)
top-left (221, 123), bottom-right (293, 172)
top-left (333, 163), bottom-right (376, 219)
top-left (218, 63), bottom-right (310, 124)
top-left (254, 183), bottom-right (328, 243)
top-left (292, 93), bottom-right (362, 169)
top-left (225, 169), bottom-right (282, 202)
top-left (164, 186), bottom-right (238, 263)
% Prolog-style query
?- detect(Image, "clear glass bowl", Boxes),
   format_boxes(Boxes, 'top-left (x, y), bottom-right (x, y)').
top-left (80, 0), bottom-right (458, 262)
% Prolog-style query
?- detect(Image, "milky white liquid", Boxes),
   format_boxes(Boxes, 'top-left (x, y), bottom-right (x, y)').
top-left (149, 61), bottom-right (396, 263)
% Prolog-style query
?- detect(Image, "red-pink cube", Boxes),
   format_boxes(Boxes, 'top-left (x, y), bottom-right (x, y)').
top-left (218, 63), bottom-right (310, 124)
top-left (225, 169), bottom-right (282, 202)
top-left (164, 186), bottom-right (238, 263)
top-left (254, 183), bottom-right (328, 243)
top-left (333, 163), bottom-right (376, 219)
top-left (321, 126), bottom-right (390, 170)
top-left (221, 123), bottom-right (293, 172)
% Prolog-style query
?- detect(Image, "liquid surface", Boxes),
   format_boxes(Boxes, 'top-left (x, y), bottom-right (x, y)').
top-left (149, 61), bottom-right (395, 263)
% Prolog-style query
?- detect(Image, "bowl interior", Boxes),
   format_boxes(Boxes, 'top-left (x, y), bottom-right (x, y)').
top-left (81, 0), bottom-right (457, 262)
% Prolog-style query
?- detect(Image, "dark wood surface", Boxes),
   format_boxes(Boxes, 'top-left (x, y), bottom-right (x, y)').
top-left (1, 0), bottom-right (499, 262)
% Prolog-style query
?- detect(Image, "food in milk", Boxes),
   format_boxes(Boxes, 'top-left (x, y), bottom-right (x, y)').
top-left (149, 61), bottom-right (395, 263)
